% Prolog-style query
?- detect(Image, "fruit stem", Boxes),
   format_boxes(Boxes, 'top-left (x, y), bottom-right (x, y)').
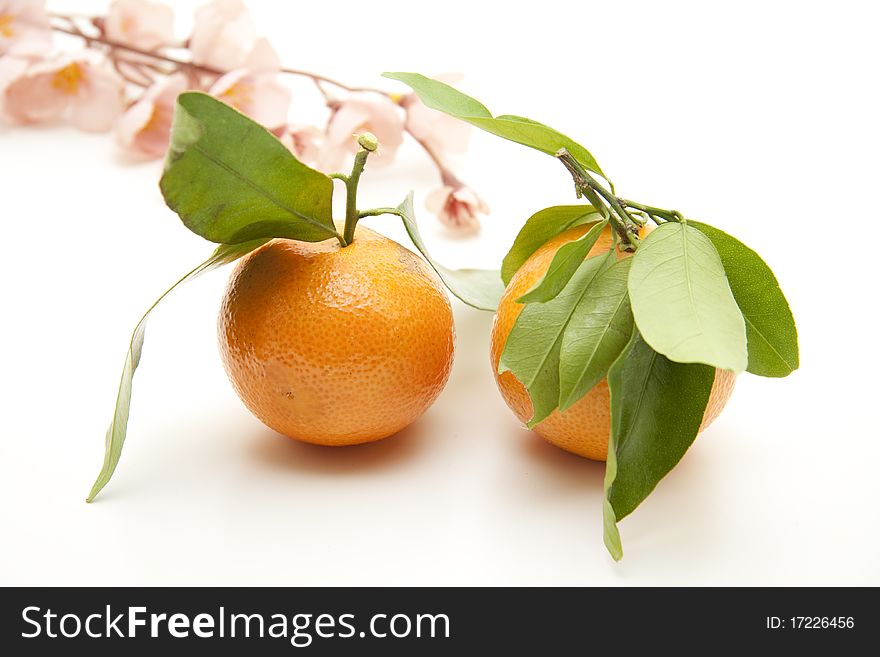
top-left (556, 149), bottom-right (639, 250)
top-left (555, 149), bottom-right (685, 250)
top-left (340, 134), bottom-right (379, 246)
top-left (359, 207), bottom-right (405, 219)
top-left (618, 199), bottom-right (684, 224)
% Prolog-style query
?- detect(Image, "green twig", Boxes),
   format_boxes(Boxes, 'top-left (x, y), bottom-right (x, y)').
top-left (556, 149), bottom-right (636, 248)
top-left (358, 207), bottom-right (405, 219)
top-left (556, 149), bottom-right (688, 250)
top-left (339, 133), bottom-right (379, 246)
top-left (619, 199), bottom-right (684, 224)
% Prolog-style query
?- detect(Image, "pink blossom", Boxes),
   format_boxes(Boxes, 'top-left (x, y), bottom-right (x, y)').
top-left (0, 0), bottom-right (51, 57)
top-left (2, 55), bottom-right (124, 131)
top-left (425, 185), bottom-right (488, 234)
top-left (316, 93), bottom-right (404, 173)
top-left (241, 37), bottom-right (279, 74)
top-left (210, 69), bottom-right (290, 128)
top-left (403, 74), bottom-right (471, 156)
top-left (116, 71), bottom-right (187, 158)
top-left (208, 40), bottom-right (290, 130)
top-left (189, 0), bottom-right (256, 72)
top-left (105, 0), bottom-right (174, 51)
top-left (278, 123), bottom-right (322, 165)
top-left (0, 53), bottom-right (26, 101)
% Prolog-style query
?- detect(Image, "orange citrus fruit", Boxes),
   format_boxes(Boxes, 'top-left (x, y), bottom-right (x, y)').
top-left (490, 224), bottom-right (735, 460)
top-left (218, 226), bottom-right (455, 446)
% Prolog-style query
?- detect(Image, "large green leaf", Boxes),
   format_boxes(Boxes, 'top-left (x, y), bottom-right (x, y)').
top-left (499, 251), bottom-right (615, 427)
top-left (501, 205), bottom-right (602, 285)
top-left (396, 192), bottom-right (503, 311)
top-left (518, 220), bottom-right (609, 304)
top-left (383, 72), bottom-right (605, 178)
top-left (628, 223), bottom-right (748, 373)
top-left (690, 221), bottom-right (798, 377)
top-left (87, 240), bottom-right (268, 502)
top-left (603, 331), bottom-right (715, 557)
top-left (559, 258), bottom-right (634, 411)
top-left (160, 92), bottom-right (339, 245)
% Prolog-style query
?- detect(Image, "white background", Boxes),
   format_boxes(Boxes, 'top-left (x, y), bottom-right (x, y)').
top-left (1, 0), bottom-right (878, 585)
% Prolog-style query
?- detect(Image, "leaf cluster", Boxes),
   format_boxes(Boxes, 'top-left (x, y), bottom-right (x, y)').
top-left (391, 74), bottom-right (799, 559)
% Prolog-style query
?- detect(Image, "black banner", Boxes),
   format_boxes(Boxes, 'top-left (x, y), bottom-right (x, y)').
top-left (0, 587), bottom-right (873, 653)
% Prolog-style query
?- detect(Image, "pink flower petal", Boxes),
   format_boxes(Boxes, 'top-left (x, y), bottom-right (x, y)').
top-left (316, 102), bottom-right (371, 173)
top-left (190, 0), bottom-right (255, 71)
top-left (278, 123), bottom-right (322, 164)
top-left (425, 185), bottom-right (486, 233)
top-left (105, 0), bottom-right (175, 51)
top-left (0, 0), bottom-right (52, 57)
top-left (70, 62), bottom-right (125, 132)
top-left (243, 37), bottom-right (280, 74)
top-left (209, 69), bottom-right (291, 128)
top-left (116, 71), bottom-right (187, 157)
top-left (318, 93), bottom-right (404, 172)
top-left (116, 96), bottom-right (155, 146)
top-left (406, 100), bottom-right (471, 153)
top-left (208, 68), bottom-right (246, 97)
top-left (243, 78), bottom-right (290, 128)
top-left (425, 185), bottom-right (454, 214)
top-left (0, 53), bottom-right (27, 90)
top-left (324, 102), bottom-right (371, 145)
top-left (2, 57), bottom-right (72, 124)
top-left (405, 74), bottom-right (471, 155)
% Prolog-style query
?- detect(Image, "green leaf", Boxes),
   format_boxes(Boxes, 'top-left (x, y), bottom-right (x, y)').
top-left (628, 222), bottom-right (748, 372)
top-left (396, 192), bottom-right (504, 311)
top-left (690, 221), bottom-right (798, 377)
top-left (603, 414), bottom-right (624, 561)
top-left (87, 240), bottom-right (268, 502)
top-left (499, 251), bottom-right (615, 427)
top-left (501, 205), bottom-right (602, 285)
top-left (517, 220), bottom-right (609, 304)
top-left (160, 92), bottom-right (339, 245)
top-left (559, 258), bottom-right (634, 411)
top-left (383, 72), bottom-right (605, 178)
top-left (604, 331), bottom-right (715, 550)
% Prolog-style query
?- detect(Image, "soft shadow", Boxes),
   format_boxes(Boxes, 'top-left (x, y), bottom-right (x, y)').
top-left (246, 420), bottom-right (429, 476)
top-left (112, 148), bottom-right (163, 167)
top-left (519, 430), bottom-right (607, 494)
top-left (612, 430), bottom-right (731, 571)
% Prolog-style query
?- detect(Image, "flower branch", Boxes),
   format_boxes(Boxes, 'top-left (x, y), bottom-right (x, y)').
top-left (0, 0), bottom-right (488, 232)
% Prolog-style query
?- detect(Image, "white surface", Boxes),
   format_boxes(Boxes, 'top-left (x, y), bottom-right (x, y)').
top-left (1, 0), bottom-right (879, 586)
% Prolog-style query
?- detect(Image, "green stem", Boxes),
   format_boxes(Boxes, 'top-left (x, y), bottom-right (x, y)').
top-left (591, 181), bottom-right (643, 244)
top-left (342, 150), bottom-right (369, 245)
top-left (358, 207), bottom-right (405, 219)
top-left (556, 149), bottom-right (637, 248)
top-left (339, 134), bottom-right (381, 245)
top-left (556, 149), bottom-right (687, 250)
top-left (619, 199), bottom-right (683, 224)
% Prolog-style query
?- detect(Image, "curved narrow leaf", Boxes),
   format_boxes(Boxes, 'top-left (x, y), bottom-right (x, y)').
top-left (518, 220), bottom-right (608, 304)
top-left (502, 205), bottom-right (602, 285)
top-left (161, 92), bottom-right (338, 245)
top-left (87, 240), bottom-right (268, 502)
top-left (604, 331), bottom-right (714, 552)
top-left (603, 412), bottom-right (624, 561)
top-left (383, 72), bottom-right (605, 178)
top-left (559, 258), bottom-right (634, 411)
top-left (690, 221), bottom-right (798, 377)
top-left (499, 251), bottom-right (615, 426)
top-left (396, 192), bottom-right (503, 311)
top-left (628, 223), bottom-right (748, 373)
